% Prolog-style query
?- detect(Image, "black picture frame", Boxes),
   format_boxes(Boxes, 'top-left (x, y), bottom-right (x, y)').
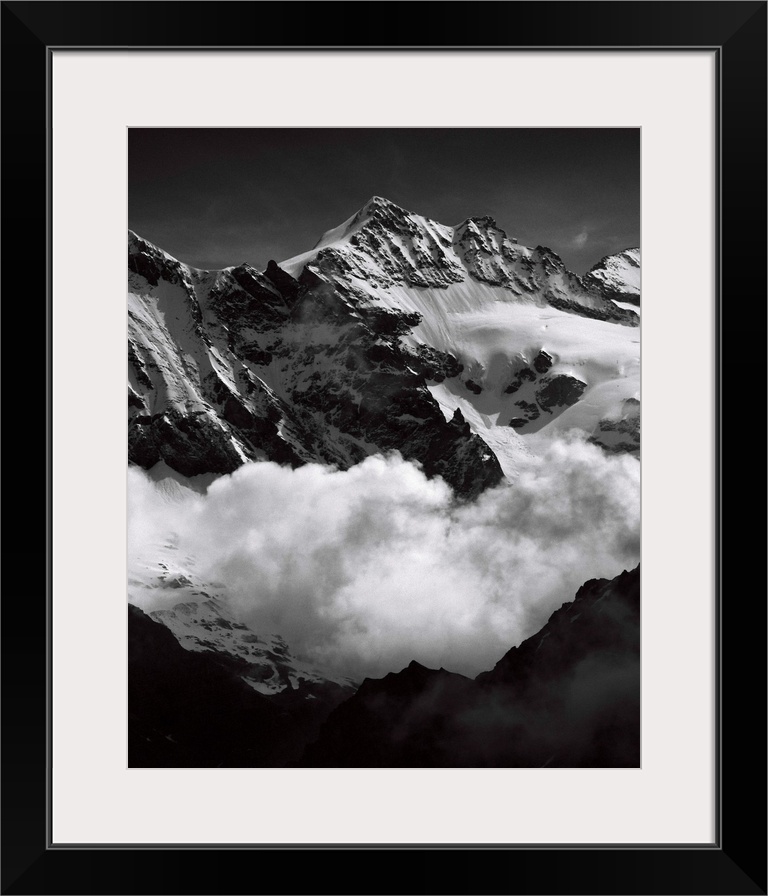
top-left (2, 2), bottom-right (765, 894)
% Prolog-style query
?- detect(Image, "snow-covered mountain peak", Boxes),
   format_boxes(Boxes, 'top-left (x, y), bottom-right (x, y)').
top-left (308, 195), bottom-right (413, 252)
top-left (323, 201), bottom-right (516, 260)
top-left (616, 247), bottom-right (640, 264)
top-left (128, 229), bottom-right (195, 293)
top-left (454, 214), bottom-right (513, 242)
top-left (281, 200), bottom-right (636, 326)
top-left (363, 194), bottom-right (405, 215)
top-left (589, 247), bottom-right (640, 277)
top-left (463, 214), bottom-right (498, 228)
top-left (348, 195), bottom-right (438, 240)
top-left (282, 198), bottom-right (464, 289)
top-left (584, 247), bottom-right (640, 306)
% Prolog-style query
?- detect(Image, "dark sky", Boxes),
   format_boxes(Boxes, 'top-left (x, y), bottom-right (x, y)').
top-left (129, 128), bottom-right (639, 276)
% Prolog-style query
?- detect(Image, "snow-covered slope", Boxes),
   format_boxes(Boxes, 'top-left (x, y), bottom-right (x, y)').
top-left (129, 533), bottom-right (355, 695)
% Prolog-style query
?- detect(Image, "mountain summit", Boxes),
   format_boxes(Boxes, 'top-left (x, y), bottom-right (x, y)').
top-left (282, 197), bottom-right (638, 326)
top-left (584, 247), bottom-right (640, 306)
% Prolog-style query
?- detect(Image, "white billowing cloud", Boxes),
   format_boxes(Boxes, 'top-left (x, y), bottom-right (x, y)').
top-left (128, 438), bottom-right (639, 680)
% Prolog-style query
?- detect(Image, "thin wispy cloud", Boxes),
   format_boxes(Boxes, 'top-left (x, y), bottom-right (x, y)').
top-left (573, 229), bottom-right (589, 248)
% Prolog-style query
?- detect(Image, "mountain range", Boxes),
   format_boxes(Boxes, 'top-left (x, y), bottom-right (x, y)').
top-left (127, 196), bottom-right (641, 767)
top-left (129, 196), bottom-right (639, 494)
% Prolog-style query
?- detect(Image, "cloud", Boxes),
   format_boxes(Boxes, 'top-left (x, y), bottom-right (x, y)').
top-left (573, 229), bottom-right (589, 248)
top-left (128, 438), bottom-right (639, 680)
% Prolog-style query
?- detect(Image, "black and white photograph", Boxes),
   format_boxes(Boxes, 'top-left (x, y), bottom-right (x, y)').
top-left (6, 0), bottom-right (764, 885)
top-left (127, 127), bottom-right (641, 769)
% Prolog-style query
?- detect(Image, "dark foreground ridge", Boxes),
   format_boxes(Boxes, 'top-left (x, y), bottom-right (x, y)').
top-left (303, 565), bottom-right (640, 767)
top-left (128, 565), bottom-right (639, 768)
top-left (128, 605), bottom-right (352, 768)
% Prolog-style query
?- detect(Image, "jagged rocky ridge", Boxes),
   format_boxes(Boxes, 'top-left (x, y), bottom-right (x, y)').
top-left (128, 230), bottom-right (502, 499)
top-left (302, 565), bottom-right (640, 768)
top-left (283, 197), bottom-right (637, 326)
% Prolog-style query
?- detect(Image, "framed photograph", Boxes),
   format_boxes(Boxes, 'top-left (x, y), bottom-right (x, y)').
top-left (3, 2), bottom-right (765, 894)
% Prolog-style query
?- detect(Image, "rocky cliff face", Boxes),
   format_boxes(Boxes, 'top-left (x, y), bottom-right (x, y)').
top-left (128, 229), bottom-right (503, 498)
